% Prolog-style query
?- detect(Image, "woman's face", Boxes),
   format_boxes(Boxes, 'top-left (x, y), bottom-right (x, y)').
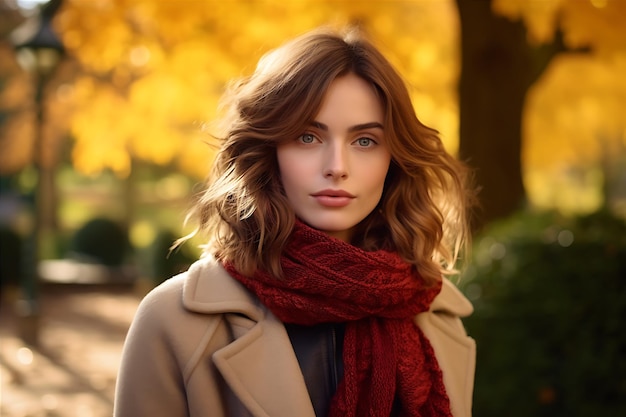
top-left (277, 73), bottom-right (391, 242)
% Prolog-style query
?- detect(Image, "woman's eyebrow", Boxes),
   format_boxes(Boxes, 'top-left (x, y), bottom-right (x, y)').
top-left (310, 121), bottom-right (384, 132)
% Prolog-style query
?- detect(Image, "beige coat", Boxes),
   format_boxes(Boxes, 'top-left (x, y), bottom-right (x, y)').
top-left (114, 256), bottom-right (475, 417)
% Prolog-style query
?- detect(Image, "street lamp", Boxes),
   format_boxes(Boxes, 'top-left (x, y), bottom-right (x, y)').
top-left (9, 0), bottom-right (64, 346)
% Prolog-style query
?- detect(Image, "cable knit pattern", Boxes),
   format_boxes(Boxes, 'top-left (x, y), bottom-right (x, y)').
top-left (224, 221), bottom-right (452, 417)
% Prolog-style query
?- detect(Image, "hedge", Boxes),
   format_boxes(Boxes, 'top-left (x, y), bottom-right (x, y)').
top-left (460, 209), bottom-right (626, 416)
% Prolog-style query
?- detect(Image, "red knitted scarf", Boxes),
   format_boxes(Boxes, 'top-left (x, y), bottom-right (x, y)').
top-left (224, 221), bottom-right (452, 417)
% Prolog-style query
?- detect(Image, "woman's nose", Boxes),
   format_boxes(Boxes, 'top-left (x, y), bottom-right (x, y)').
top-left (322, 143), bottom-right (348, 179)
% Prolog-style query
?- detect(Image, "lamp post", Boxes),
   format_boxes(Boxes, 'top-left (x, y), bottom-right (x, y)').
top-left (10, 0), bottom-right (64, 346)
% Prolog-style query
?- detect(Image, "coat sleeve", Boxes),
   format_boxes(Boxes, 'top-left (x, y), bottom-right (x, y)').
top-left (115, 274), bottom-right (233, 417)
top-left (113, 277), bottom-right (190, 417)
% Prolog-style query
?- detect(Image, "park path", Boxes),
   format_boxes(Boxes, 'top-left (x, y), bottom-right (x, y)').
top-left (0, 283), bottom-right (141, 417)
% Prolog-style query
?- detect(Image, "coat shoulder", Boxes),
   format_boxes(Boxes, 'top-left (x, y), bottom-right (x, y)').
top-left (136, 256), bottom-right (259, 343)
top-left (115, 264), bottom-right (238, 416)
top-left (415, 278), bottom-right (475, 417)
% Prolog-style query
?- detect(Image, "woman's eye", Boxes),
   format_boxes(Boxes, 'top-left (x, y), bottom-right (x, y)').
top-left (299, 133), bottom-right (316, 144)
top-left (356, 137), bottom-right (375, 147)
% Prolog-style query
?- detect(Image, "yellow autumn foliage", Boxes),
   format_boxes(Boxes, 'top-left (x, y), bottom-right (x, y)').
top-left (5, 0), bottom-right (623, 215)
top-left (52, 0), bottom-right (459, 179)
top-left (492, 0), bottom-right (626, 54)
top-left (492, 0), bottom-right (626, 212)
top-left (526, 54), bottom-right (626, 169)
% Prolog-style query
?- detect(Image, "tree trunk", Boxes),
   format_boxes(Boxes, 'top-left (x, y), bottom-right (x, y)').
top-left (456, 0), bottom-right (538, 229)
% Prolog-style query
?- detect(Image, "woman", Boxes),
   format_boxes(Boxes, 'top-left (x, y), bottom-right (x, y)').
top-left (114, 27), bottom-right (475, 417)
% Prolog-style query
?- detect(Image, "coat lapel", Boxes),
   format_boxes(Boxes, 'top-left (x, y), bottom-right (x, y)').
top-left (182, 256), bottom-right (316, 417)
top-left (213, 314), bottom-right (316, 417)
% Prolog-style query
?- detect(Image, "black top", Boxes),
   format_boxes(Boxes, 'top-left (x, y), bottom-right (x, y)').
top-left (285, 321), bottom-right (403, 417)
top-left (284, 322), bottom-right (345, 417)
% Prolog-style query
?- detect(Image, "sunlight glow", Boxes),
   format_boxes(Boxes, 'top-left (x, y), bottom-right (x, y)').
top-left (16, 0), bottom-right (48, 9)
top-left (16, 347), bottom-right (34, 365)
top-left (590, 0), bottom-right (608, 9)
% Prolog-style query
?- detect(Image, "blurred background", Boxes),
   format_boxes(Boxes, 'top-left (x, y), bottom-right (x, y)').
top-left (0, 0), bottom-right (624, 416)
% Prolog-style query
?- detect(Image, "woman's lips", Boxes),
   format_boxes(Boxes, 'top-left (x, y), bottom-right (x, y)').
top-left (311, 190), bottom-right (355, 207)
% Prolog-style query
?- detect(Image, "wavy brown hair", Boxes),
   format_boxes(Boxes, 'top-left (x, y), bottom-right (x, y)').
top-left (186, 27), bottom-right (474, 284)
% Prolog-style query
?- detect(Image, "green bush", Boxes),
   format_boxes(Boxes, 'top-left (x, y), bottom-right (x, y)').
top-left (145, 229), bottom-right (195, 284)
top-left (69, 217), bottom-right (130, 266)
top-left (460, 209), bottom-right (626, 417)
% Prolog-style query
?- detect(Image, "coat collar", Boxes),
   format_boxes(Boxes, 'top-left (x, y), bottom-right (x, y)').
top-left (433, 277), bottom-right (474, 317)
top-left (182, 255), bottom-right (263, 320)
